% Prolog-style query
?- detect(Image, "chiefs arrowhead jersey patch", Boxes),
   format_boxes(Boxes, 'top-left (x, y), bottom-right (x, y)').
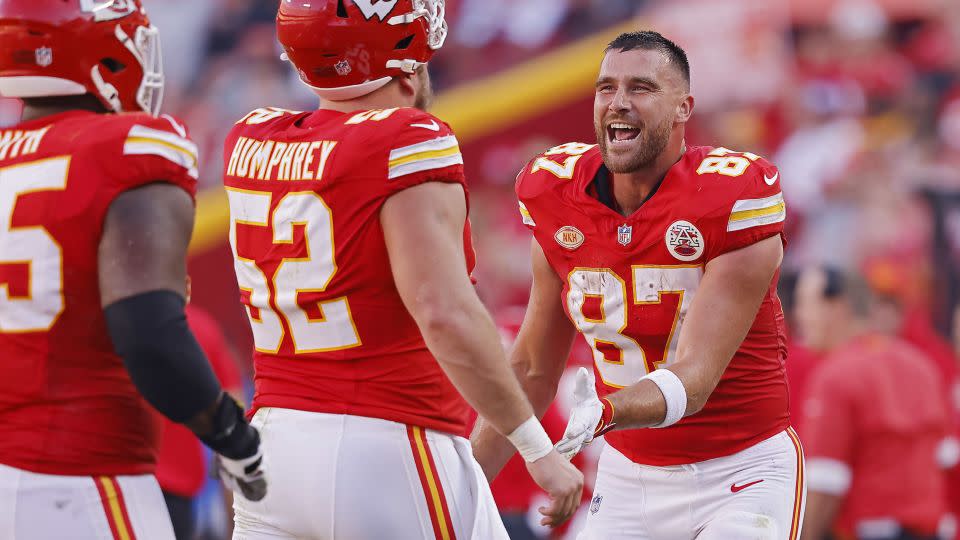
top-left (665, 220), bottom-right (704, 262)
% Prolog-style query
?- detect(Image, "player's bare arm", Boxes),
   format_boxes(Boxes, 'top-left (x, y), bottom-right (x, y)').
top-left (382, 181), bottom-right (583, 526)
top-left (557, 234), bottom-right (784, 456)
top-left (615, 234), bottom-right (782, 420)
top-left (98, 183), bottom-right (266, 501)
top-left (472, 240), bottom-right (577, 481)
top-left (99, 184), bottom-right (193, 306)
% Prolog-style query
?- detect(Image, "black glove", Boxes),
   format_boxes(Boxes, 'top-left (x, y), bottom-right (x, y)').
top-left (199, 395), bottom-right (267, 502)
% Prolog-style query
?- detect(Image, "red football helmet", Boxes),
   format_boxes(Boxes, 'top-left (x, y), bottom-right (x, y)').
top-left (277, 0), bottom-right (447, 101)
top-left (0, 0), bottom-right (163, 115)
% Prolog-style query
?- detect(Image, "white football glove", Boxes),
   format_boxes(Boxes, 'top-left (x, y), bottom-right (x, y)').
top-left (217, 448), bottom-right (267, 502)
top-left (554, 367), bottom-right (604, 460)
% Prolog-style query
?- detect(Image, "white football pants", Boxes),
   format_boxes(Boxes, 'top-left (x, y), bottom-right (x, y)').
top-left (0, 463), bottom-right (175, 539)
top-left (579, 428), bottom-right (806, 540)
top-left (232, 408), bottom-right (509, 540)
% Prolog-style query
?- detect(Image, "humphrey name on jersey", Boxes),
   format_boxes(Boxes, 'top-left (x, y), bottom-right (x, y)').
top-left (226, 135), bottom-right (338, 182)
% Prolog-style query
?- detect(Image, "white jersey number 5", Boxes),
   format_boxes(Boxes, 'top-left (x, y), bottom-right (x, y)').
top-left (0, 157), bottom-right (69, 333)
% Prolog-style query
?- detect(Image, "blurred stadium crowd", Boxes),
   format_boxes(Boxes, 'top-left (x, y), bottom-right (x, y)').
top-left (71, 0), bottom-right (960, 538)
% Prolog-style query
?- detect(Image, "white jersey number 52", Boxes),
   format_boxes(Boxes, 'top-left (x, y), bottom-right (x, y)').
top-left (227, 189), bottom-right (361, 354)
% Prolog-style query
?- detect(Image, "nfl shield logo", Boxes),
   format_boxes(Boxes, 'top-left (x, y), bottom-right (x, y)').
top-left (35, 47), bottom-right (53, 68)
top-left (334, 60), bottom-right (352, 76)
top-left (617, 224), bottom-right (633, 246)
top-left (590, 494), bottom-right (603, 514)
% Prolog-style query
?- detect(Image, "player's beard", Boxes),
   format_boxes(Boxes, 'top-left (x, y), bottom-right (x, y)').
top-left (596, 116), bottom-right (673, 174)
top-left (413, 65), bottom-right (434, 111)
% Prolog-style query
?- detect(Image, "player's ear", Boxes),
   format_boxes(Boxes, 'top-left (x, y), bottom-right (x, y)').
top-left (396, 72), bottom-right (417, 100)
top-left (676, 94), bottom-right (694, 124)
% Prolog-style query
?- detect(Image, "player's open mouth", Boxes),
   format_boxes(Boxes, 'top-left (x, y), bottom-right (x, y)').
top-left (608, 123), bottom-right (641, 144)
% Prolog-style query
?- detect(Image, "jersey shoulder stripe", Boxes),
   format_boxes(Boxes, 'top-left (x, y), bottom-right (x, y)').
top-left (388, 134), bottom-right (462, 180)
top-left (124, 124), bottom-right (199, 179)
top-left (518, 200), bottom-right (536, 227)
top-left (727, 192), bottom-right (786, 232)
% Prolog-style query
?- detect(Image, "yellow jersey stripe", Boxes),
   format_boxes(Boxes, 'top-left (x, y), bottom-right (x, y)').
top-left (729, 202), bottom-right (786, 223)
top-left (389, 145), bottom-right (461, 169)
top-left (731, 192), bottom-right (784, 213)
top-left (125, 136), bottom-right (199, 167)
top-left (389, 134), bottom-right (458, 160)
top-left (128, 124), bottom-right (198, 155)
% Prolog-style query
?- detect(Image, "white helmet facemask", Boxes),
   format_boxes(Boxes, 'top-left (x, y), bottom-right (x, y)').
top-left (388, 0), bottom-right (447, 51)
top-left (108, 23), bottom-right (164, 115)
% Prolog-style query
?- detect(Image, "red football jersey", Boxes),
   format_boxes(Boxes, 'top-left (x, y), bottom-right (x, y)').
top-left (223, 107), bottom-right (474, 435)
top-left (802, 334), bottom-right (948, 536)
top-left (517, 143), bottom-right (789, 465)
top-left (0, 110), bottom-right (199, 476)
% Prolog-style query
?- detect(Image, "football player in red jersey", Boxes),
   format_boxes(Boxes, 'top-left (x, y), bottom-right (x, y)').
top-left (472, 31), bottom-right (806, 539)
top-left (0, 2), bottom-right (265, 538)
top-left (222, 1), bottom-right (581, 538)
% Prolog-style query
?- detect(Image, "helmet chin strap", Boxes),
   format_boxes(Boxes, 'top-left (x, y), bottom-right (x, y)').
top-left (89, 65), bottom-right (123, 112)
top-left (386, 59), bottom-right (424, 74)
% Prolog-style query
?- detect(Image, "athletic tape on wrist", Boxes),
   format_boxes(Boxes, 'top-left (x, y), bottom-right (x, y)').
top-left (506, 416), bottom-right (553, 462)
top-left (642, 369), bottom-right (687, 428)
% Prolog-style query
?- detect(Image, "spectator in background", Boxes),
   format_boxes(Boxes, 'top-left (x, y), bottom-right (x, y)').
top-left (143, 0), bottom-right (217, 97)
top-left (863, 261), bottom-right (960, 533)
top-left (795, 266), bottom-right (950, 540)
top-left (156, 283), bottom-right (245, 540)
top-left (453, 0), bottom-right (571, 49)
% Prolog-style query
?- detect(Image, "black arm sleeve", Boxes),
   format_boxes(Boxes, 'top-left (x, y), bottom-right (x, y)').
top-left (103, 290), bottom-right (222, 423)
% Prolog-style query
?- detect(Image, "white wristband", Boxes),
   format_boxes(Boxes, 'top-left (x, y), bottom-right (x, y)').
top-left (641, 368), bottom-right (687, 428)
top-left (506, 416), bottom-right (553, 462)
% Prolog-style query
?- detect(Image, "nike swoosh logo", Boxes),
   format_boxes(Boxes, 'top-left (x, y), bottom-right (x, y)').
top-left (161, 114), bottom-right (188, 138)
top-left (730, 479), bottom-right (764, 493)
top-left (764, 172), bottom-right (779, 186)
top-left (411, 120), bottom-right (440, 132)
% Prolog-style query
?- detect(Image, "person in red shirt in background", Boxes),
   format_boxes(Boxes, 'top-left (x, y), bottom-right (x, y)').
top-left (155, 284), bottom-right (245, 540)
top-left (795, 266), bottom-right (951, 540)
top-left (865, 261), bottom-right (960, 534)
top-left (864, 260), bottom-right (959, 414)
